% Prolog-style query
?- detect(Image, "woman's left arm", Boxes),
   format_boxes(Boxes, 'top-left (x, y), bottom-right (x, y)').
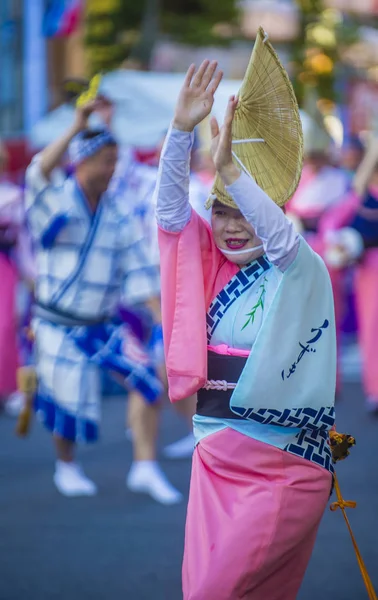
top-left (225, 170), bottom-right (299, 271)
top-left (210, 96), bottom-right (299, 272)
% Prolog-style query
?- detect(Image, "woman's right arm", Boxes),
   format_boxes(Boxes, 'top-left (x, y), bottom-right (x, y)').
top-left (155, 60), bottom-right (223, 232)
top-left (154, 126), bottom-right (194, 233)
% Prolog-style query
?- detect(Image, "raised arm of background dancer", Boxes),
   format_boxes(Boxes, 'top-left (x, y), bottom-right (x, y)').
top-left (37, 100), bottom-right (100, 180)
top-left (210, 97), bottom-right (299, 272)
top-left (155, 60), bottom-right (223, 232)
top-left (353, 137), bottom-right (378, 198)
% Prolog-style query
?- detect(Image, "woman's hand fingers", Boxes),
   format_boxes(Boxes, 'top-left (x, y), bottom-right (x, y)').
top-left (220, 95), bottom-right (237, 145)
top-left (210, 117), bottom-right (220, 140)
top-left (224, 95), bottom-right (238, 127)
top-left (192, 60), bottom-right (211, 87)
top-left (183, 64), bottom-right (196, 89)
top-left (208, 70), bottom-right (224, 95)
top-left (200, 61), bottom-right (218, 91)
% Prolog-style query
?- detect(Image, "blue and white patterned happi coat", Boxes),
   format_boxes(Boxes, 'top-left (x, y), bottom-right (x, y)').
top-left (25, 156), bottom-right (162, 442)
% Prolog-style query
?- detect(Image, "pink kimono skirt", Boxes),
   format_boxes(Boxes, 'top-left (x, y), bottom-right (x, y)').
top-left (183, 428), bottom-right (332, 600)
top-left (0, 252), bottom-right (18, 399)
top-left (355, 248), bottom-right (378, 402)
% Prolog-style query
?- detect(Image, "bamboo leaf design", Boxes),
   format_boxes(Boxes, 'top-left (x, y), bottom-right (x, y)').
top-left (241, 277), bottom-right (267, 331)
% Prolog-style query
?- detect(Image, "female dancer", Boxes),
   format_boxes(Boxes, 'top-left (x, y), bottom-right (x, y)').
top-left (156, 60), bottom-right (336, 599)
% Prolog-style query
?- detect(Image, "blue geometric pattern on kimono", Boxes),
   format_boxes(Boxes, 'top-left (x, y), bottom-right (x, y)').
top-left (230, 405), bottom-right (335, 472)
top-left (230, 406), bottom-right (335, 431)
top-left (285, 428), bottom-right (334, 474)
top-left (206, 255), bottom-right (272, 342)
top-left (69, 322), bottom-right (163, 403)
top-left (34, 390), bottom-right (98, 443)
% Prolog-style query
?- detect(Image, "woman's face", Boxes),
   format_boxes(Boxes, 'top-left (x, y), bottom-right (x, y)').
top-left (211, 201), bottom-right (264, 265)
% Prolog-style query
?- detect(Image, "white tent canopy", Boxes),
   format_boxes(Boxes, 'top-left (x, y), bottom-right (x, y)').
top-left (30, 69), bottom-right (314, 150)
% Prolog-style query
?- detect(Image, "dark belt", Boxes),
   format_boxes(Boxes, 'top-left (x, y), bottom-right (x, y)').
top-left (33, 301), bottom-right (111, 327)
top-left (196, 351), bottom-right (247, 419)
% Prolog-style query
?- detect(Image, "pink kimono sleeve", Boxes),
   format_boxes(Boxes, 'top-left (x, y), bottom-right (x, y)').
top-left (158, 209), bottom-right (237, 402)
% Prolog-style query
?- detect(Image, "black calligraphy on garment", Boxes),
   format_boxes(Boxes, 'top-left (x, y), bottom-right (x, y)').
top-left (281, 319), bottom-right (329, 381)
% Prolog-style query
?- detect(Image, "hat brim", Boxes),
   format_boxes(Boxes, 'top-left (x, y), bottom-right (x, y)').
top-left (206, 27), bottom-right (303, 210)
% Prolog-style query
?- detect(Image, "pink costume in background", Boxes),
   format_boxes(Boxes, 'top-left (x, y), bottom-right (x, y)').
top-left (356, 249), bottom-right (378, 404)
top-left (321, 189), bottom-right (378, 405)
top-left (0, 182), bottom-right (35, 400)
top-left (156, 128), bottom-right (334, 599)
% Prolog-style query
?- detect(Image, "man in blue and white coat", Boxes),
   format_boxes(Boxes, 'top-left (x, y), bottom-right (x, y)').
top-left (25, 99), bottom-right (182, 504)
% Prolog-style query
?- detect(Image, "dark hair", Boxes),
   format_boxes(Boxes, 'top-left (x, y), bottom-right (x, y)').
top-left (212, 199), bottom-right (223, 209)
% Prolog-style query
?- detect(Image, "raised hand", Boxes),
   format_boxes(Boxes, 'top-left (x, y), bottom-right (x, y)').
top-left (38, 96), bottom-right (110, 181)
top-left (72, 98), bottom-right (106, 134)
top-left (210, 95), bottom-right (240, 185)
top-left (173, 60), bottom-right (223, 133)
top-left (94, 94), bottom-right (115, 129)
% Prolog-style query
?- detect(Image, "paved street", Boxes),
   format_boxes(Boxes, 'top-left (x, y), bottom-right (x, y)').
top-left (1, 379), bottom-right (377, 600)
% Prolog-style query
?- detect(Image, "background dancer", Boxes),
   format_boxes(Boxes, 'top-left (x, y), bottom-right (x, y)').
top-left (102, 99), bottom-right (202, 459)
top-left (25, 98), bottom-right (182, 504)
top-left (323, 136), bottom-right (378, 414)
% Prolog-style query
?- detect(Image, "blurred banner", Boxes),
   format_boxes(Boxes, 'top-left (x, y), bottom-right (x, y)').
top-left (43, 0), bottom-right (82, 38)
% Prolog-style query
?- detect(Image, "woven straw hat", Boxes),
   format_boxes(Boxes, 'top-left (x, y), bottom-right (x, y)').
top-left (206, 27), bottom-right (303, 209)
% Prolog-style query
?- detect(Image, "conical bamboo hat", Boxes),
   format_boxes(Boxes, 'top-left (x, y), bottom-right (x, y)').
top-left (206, 27), bottom-right (303, 209)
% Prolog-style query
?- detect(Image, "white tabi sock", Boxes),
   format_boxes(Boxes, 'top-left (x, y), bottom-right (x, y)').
top-left (3, 392), bottom-right (26, 417)
top-left (126, 460), bottom-right (182, 505)
top-left (54, 461), bottom-right (98, 497)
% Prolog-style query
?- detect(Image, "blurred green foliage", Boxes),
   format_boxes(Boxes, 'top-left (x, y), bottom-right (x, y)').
top-left (85, 0), bottom-right (238, 75)
top-left (292, 0), bottom-right (359, 105)
top-left (84, 0), bottom-right (359, 107)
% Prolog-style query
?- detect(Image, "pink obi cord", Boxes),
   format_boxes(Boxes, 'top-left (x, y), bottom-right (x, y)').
top-left (204, 345), bottom-right (249, 391)
top-left (207, 344), bottom-right (249, 358)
